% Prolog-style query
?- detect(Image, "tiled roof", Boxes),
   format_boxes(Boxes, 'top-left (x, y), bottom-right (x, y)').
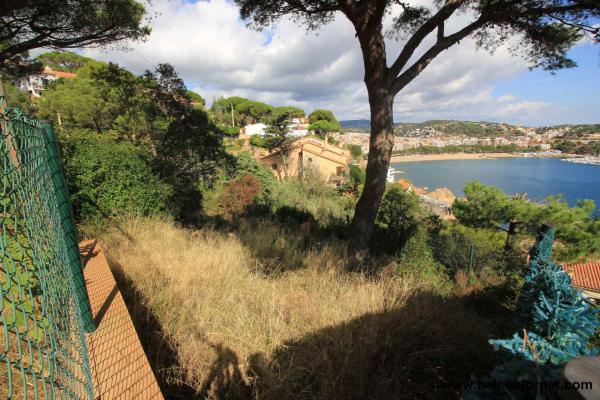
top-left (46, 70), bottom-right (77, 79)
top-left (563, 260), bottom-right (600, 292)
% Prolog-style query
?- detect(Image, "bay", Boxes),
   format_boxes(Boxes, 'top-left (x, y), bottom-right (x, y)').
top-left (391, 157), bottom-right (600, 209)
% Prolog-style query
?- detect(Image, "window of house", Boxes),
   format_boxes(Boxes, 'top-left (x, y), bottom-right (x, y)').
top-left (336, 166), bottom-right (344, 176)
top-left (271, 164), bottom-right (278, 170)
top-left (308, 157), bottom-right (313, 163)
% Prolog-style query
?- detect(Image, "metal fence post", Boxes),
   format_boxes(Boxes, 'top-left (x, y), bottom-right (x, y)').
top-left (467, 242), bottom-right (474, 281)
top-left (40, 119), bottom-right (96, 333)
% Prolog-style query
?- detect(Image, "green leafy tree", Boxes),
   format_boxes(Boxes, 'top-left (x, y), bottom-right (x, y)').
top-left (453, 181), bottom-right (517, 228)
top-left (308, 119), bottom-right (340, 139)
top-left (308, 109), bottom-right (339, 125)
top-left (61, 129), bottom-right (171, 224)
top-left (264, 108), bottom-right (296, 179)
top-left (2, 79), bottom-right (30, 112)
top-left (143, 63), bottom-right (229, 221)
top-left (376, 186), bottom-right (421, 251)
top-left (237, 100), bottom-right (273, 124)
top-left (0, 0), bottom-right (150, 62)
top-left (272, 106), bottom-right (305, 119)
top-left (34, 51), bottom-right (93, 72)
top-left (186, 90), bottom-right (206, 107)
top-left (37, 70), bottom-right (114, 132)
top-left (235, 0), bottom-right (600, 256)
top-left (210, 96), bottom-right (251, 126)
top-left (348, 164), bottom-right (365, 191)
top-left (347, 144), bottom-right (362, 159)
top-left (92, 62), bottom-right (152, 141)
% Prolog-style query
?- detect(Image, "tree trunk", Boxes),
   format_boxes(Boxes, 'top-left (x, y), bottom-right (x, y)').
top-left (350, 85), bottom-right (395, 256)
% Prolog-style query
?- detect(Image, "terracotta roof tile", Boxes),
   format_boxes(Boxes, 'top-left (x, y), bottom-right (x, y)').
top-left (563, 260), bottom-right (600, 292)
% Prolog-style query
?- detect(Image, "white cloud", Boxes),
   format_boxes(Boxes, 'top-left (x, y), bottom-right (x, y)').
top-left (80, 0), bottom-right (594, 126)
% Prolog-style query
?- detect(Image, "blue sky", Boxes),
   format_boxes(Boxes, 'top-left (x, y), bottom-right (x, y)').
top-left (493, 45), bottom-right (600, 126)
top-left (82, 0), bottom-right (600, 127)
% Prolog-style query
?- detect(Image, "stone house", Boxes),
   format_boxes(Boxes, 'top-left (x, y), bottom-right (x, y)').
top-left (260, 137), bottom-right (351, 182)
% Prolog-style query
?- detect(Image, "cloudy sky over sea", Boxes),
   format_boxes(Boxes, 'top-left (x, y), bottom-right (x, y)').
top-left (80, 0), bottom-right (600, 126)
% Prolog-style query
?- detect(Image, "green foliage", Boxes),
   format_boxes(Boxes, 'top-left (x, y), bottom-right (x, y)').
top-left (237, 100), bottom-right (273, 123)
top-left (347, 144), bottom-right (362, 159)
top-left (271, 179), bottom-right (355, 227)
top-left (552, 140), bottom-right (600, 156)
top-left (35, 51), bottom-right (93, 72)
top-left (250, 134), bottom-right (268, 148)
top-left (376, 187), bottom-right (421, 252)
top-left (232, 152), bottom-right (276, 204)
top-left (348, 164), bottom-right (365, 189)
top-left (38, 60), bottom-right (228, 223)
top-left (454, 181), bottom-right (600, 261)
top-left (264, 108), bottom-right (296, 150)
top-left (308, 109), bottom-right (338, 125)
top-left (186, 90), bottom-right (206, 107)
top-left (308, 120), bottom-right (340, 136)
top-left (37, 71), bottom-right (114, 132)
top-left (1, 0), bottom-right (151, 62)
top-left (2, 79), bottom-right (30, 112)
top-left (453, 181), bottom-right (516, 228)
top-left (272, 106), bottom-right (305, 118)
top-left (432, 223), bottom-right (524, 278)
top-left (222, 126), bottom-right (241, 136)
top-left (60, 129), bottom-right (171, 224)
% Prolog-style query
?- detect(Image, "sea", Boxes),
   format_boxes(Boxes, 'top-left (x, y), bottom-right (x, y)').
top-left (390, 157), bottom-right (600, 211)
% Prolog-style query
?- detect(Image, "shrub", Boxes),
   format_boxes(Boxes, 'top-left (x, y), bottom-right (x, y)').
top-left (250, 135), bottom-right (268, 148)
top-left (348, 164), bottom-right (365, 189)
top-left (431, 223), bottom-right (526, 278)
top-left (219, 174), bottom-right (263, 220)
top-left (271, 179), bottom-right (355, 228)
top-left (61, 129), bottom-right (171, 223)
top-left (347, 144), bottom-right (362, 159)
top-left (221, 126), bottom-right (241, 136)
top-left (376, 186), bottom-right (421, 253)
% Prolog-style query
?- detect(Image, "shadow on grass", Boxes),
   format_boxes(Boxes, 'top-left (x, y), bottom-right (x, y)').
top-left (108, 259), bottom-right (200, 399)
top-left (240, 291), bottom-right (511, 400)
top-left (110, 272), bottom-right (512, 400)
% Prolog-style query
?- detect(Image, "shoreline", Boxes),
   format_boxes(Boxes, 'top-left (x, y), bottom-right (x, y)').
top-left (390, 152), bottom-right (520, 163)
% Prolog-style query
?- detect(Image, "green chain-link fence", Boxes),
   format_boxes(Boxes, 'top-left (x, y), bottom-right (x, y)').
top-left (1, 91), bottom-right (95, 399)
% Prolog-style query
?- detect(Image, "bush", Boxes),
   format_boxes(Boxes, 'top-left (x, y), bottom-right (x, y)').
top-left (271, 179), bottom-right (355, 228)
top-left (221, 126), bottom-right (241, 136)
top-left (432, 223), bottom-right (525, 278)
top-left (219, 174), bottom-right (262, 220)
top-left (348, 164), bottom-right (365, 189)
top-left (376, 187), bottom-right (421, 253)
top-left (61, 129), bottom-right (172, 223)
top-left (250, 135), bottom-right (268, 148)
top-left (347, 144), bottom-right (362, 159)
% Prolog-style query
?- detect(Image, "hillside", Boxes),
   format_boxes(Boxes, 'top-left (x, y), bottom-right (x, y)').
top-left (340, 119), bottom-right (600, 138)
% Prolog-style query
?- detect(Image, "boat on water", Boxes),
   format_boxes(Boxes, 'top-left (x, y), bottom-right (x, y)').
top-left (387, 167), bottom-right (395, 183)
top-left (562, 156), bottom-right (600, 166)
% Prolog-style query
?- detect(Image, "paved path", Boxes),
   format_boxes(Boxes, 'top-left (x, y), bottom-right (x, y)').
top-left (81, 240), bottom-right (164, 400)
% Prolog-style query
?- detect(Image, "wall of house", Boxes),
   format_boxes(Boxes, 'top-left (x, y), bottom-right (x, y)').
top-left (260, 139), bottom-right (350, 182)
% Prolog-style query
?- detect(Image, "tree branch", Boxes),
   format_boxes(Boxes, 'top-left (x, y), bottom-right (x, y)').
top-left (391, 15), bottom-right (487, 95)
top-left (388, 0), bottom-right (466, 79)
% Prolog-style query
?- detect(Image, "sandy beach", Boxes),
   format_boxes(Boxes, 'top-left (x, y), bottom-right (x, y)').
top-left (390, 152), bottom-right (520, 163)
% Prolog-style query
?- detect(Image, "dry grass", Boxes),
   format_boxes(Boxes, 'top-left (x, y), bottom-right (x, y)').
top-left (96, 217), bottom-right (509, 400)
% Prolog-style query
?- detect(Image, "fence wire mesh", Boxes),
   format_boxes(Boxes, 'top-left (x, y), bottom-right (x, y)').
top-left (1, 94), bottom-right (94, 399)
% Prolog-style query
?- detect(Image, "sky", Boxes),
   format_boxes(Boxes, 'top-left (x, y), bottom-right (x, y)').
top-left (80, 0), bottom-right (600, 127)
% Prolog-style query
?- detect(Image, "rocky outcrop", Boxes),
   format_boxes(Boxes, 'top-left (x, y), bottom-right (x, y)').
top-left (426, 187), bottom-right (456, 205)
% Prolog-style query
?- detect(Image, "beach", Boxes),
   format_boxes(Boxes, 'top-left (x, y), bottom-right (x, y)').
top-left (390, 152), bottom-right (519, 163)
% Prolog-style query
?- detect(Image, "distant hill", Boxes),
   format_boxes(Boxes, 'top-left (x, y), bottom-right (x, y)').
top-left (340, 119), bottom-right (600, 138)
top-left (340, 119), bottom-right (371, 130)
